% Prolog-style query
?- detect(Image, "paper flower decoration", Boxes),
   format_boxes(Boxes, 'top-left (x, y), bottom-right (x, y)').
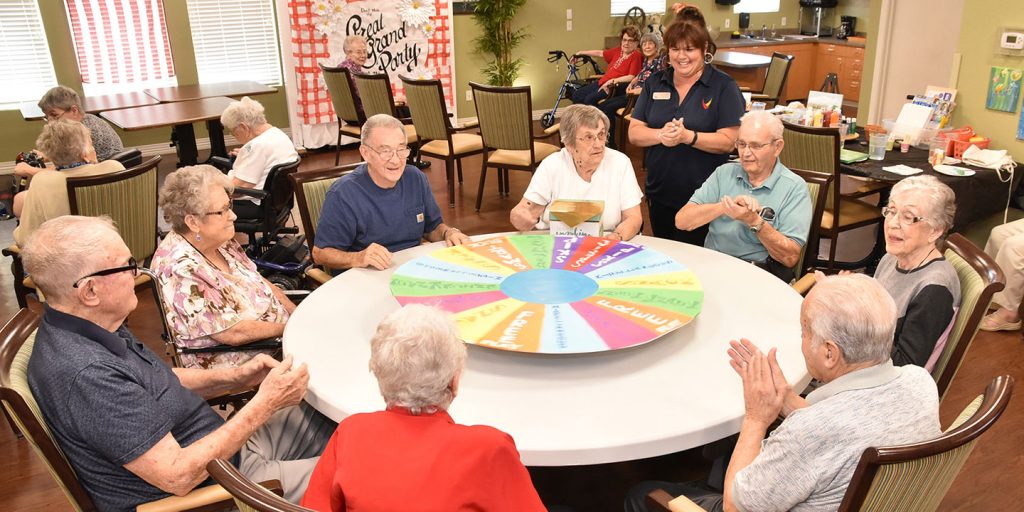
top-left (312, 0), bottom-right (331, 17)
top-left (399, 0), bottom-right (431, 28)
top-left (422, 21), bottom-right (436, 37)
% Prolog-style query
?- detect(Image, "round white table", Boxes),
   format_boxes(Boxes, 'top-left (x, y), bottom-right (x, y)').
top-left (284, 234), bottom-right (810, 466)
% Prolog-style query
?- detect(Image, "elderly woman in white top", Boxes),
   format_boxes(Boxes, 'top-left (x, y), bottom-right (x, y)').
top-left (509, 104), bottom-right (643, 241)
top-left (220, 96), bottom-right (298, 218)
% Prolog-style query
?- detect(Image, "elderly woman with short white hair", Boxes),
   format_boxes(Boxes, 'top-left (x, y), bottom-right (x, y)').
top-left (302, 304), bottom-right (546, 511)
top-left (510, 104), bottom-right (643, 240)
top-left (873, 175), bottom-right (961, 369)
top-left (219, 96), bottom-right (298, 218)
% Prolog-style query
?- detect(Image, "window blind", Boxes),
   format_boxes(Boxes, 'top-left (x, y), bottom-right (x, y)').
top-left (0, 0), bottom-right (58, 106)
top-left (734, 0), bottom-right (781, 14)
top-left (65, 0), bottom-right (177, 96)
top-left (186, 0), bottom-right (282, 87)
top-left (610, 1), bottom-right (664, 18)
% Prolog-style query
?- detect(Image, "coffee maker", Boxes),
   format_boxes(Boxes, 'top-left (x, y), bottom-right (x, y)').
top-left (837, 16), bottom-right (857, 40)
top-left (799, 0), bottom-right (837, 37)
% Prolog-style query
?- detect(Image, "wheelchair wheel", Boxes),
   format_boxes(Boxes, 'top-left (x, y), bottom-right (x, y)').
top-left (541, 112), bottom-right (556, 129)
top-left (266, 273), bottom-right (301, 291)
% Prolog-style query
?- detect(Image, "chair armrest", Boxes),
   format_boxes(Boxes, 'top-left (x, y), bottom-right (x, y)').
top-left (749, 93), bottom-right (774, 101)
top-left (208, 156), bottom-right (232, 173)
top-left (233, 187), bottom-right (268, 200)
top-left (791, 273), bottom-right (817, 296)
top-left (178, 338), bottom-right (282, 355)
top-left (645, 489), bottom-right (708, 512)
top-left (136, 480), bottom-right (282, 512)
top-left (542, 124), bottom-right (561, 137)
top-left (3, 244), bottom-right (22, 257)
top-left (739, 85), bottom-right (752, 92)
top-left (305, 266), bottom-right (333, 285)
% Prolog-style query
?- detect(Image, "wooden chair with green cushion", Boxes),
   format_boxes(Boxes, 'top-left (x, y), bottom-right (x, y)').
top-left (350, 72), bottom-right (418, 144)
top-left (790, 169), bottom-right (832, 292)
top-left (318, 63), bottom-right (365, 165)
top-left (932, 233), bottom-right (1005, 401)
top-left (781, 121), bottom-right (885, 271)
top-left (1, 155), bottom-right (163, 308)
top-left (0, 308), bottom-right (238, 512)
top-left (470, 81), bottom-right (560, 212)
top-left (400, 76), bottom-right (484, 208)
top-left (615, 93), bottom-right (640, 151)
top-left (740, 52), bottom-right (794, 108)
top-left (647, 374), bottom-right (1014, 512)
top-left (291, 164), bottom-right (362, 285)
top-left (206, 459), bottom-right (308, 512)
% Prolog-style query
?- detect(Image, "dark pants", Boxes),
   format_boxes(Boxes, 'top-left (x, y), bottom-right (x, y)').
top-left (572, 81), bottom-right (608, 106)
top-left (648, 199), bottom-right (709, 246)
top-left (599, 94), bottom-right (629, 149)
top-left (751, 256), bottom-right (796, 282)
top-left (623, 480), bottom-right (725, 512)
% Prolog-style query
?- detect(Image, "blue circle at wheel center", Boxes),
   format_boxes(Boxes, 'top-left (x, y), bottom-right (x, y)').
top-left (499, 269), bottom-right (599, 304)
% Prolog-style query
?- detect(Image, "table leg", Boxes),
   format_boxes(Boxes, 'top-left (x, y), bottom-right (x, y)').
top-left (172, 124), bottom-right (199, 167)
top-left (206, 120), bottom-right (228, 159)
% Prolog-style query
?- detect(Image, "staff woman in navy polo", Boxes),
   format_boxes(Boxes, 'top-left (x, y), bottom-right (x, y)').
top-left (628, 6), bottom-right (744, 245)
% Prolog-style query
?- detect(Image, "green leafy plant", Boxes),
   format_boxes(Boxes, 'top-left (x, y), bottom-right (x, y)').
top-left (472, 0), bottom-right (528, 86)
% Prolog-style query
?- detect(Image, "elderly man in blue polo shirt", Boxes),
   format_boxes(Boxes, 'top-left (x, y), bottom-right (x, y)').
top-left (313, 114), bottom-right (469, 273)
top-left (675, 110), bottom-right (811, 281)
top-left (24, 216), bottom-right (335, 511)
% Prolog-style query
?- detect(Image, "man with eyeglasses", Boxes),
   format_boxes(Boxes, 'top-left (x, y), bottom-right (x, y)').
top-left (24, 216), bottom-right (335, 511)
top-left (675, 110), bottom-right (811, 281)
top-left (314, 114), bottom-right (469, 273)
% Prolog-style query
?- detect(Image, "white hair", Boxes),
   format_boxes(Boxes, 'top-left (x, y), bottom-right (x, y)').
top-left (369, 304), bottom-right (467, 414)
top-left (220, 96), bottom-right (267, 132)
top-left (889, 175), bottom-right (956, 234)
top-left (740, 110), bottom-right (784, 141)
top-left (804, 274), bottom-right (897, 364)
top-left (22, 216), bottom-right (121, 304)
top-left (343, 34), bottom-right (367, 53)
top-left (360, 114), bottom-right (405, 145)
top-left (558, 104), bottom-right (610, 148)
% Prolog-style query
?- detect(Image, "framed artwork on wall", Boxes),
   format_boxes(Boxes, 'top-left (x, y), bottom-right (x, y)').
top-left (986, 66), bottom-right (1022, 113)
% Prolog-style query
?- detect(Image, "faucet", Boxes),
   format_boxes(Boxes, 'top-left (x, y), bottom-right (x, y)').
top-left (761, 24), bottom-right (767, 39)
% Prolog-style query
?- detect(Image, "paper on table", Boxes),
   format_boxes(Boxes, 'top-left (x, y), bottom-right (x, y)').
top-left (882, 164), bottom-right (924, 176)
top-left (807, 91), bottom-right (843, 110)
top-left (894, 103), bottom-right (933, 129)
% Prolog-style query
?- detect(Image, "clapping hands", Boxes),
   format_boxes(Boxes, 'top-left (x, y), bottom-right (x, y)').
top-left (721, 195), bottom-right (761, 225)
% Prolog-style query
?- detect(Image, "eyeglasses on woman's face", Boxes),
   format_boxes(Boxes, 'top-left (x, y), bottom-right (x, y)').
top-left (881, 206), bottom-right (927, 226)
top-left (72, 257), bottom-right (139, 288)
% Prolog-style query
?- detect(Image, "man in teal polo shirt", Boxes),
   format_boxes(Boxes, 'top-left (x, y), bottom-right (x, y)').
top-left (675, 110), bottom-right (811, 281)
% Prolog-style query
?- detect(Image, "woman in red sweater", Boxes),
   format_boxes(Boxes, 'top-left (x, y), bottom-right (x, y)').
top-left (571, 25), bottom-right (644, 106)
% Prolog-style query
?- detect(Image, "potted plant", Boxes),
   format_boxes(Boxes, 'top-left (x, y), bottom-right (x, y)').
top-left (471, 0), bottom-right (528, 86)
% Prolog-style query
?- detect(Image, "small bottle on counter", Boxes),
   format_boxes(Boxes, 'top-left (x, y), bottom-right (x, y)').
top-left (900, 136), bottom-right (910, 153)
top-left (812, 109), bottom-right (824, 127)
top-left (829, 109), bottom-right (841, 128)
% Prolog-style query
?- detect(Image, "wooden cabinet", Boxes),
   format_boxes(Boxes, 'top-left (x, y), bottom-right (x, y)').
top-left (779, 45), bottom-right (816, 103)
top-left (815, 44), bottom-right (864, 102)
top-left (716, 41), bottom-right (865, 104)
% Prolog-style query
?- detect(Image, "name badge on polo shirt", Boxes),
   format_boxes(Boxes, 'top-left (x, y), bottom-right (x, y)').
top-left (416, 213), bottom-right (424, 223)
top-left (652, 92), bottom-right (671, 100)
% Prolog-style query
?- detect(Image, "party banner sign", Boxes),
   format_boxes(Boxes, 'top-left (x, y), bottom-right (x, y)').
top-left (281, 0), bottom-right (455, 147)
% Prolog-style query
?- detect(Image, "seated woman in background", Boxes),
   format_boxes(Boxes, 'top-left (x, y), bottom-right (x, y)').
top-left (979, 219), bottom-right (1024, 331)
top-left (219, 96), bottom-right (299, 218)
top-left (14, 85), bottom-right (124, 179)
top-left (871, 175), bottom-right (961, 369)
top-left (12, 119), bottom-right (124, 245)
top-left (571, 25), bottom-right (643, 106)
top-left (301, 304), bottom-right (546, 512)
top-left (151, 165), bottom-right (295, 369)
top-left (510, 104), bottom-right (643, 241)
top-left (599, 31), bottom-right (664, 149)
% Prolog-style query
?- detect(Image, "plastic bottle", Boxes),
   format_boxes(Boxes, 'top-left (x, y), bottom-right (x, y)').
top-left (829, 109), bottom-right (841, 128)
top-left (812, 109), bottom-right (824, 128)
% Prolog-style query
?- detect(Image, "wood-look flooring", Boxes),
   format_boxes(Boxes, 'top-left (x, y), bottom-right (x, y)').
top-left (1, 141), bottom-right (1021, 511)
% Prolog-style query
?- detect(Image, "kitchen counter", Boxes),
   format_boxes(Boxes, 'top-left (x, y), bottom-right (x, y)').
top-left (716, 35), bottom-right (866, 49)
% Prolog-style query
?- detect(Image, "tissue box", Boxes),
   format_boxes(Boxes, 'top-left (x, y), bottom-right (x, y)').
top-left (549, 199), bottom-right (604, 237)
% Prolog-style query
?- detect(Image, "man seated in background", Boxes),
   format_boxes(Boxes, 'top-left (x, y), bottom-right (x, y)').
top-left (625, 274), bottom-right (942, 511)
top-left (675, 110), bottom-right (811, 281)
top-left (313, 114), bottom-right (469, 273)
top-left (24, 216), bottom-right (334, 511)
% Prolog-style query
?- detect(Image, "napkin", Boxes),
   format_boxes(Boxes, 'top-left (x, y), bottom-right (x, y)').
top-left (882, 164), bottom-right (924, 176)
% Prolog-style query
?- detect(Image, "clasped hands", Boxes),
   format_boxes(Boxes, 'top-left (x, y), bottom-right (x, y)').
top-left (237, 354), bottom-right (309, 411)
top-left (657, 118), bottom-right (694, 148)
top-left (721, 195), bottom-right (762, 227)
top-left (728, 338), bottom-right (801, 425)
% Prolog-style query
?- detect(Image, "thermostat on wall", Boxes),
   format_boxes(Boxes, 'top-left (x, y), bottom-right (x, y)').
top-left (1002, 31), bottom-right (1024, 50)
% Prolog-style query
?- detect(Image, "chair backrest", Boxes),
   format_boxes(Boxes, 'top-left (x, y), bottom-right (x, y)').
top-left (780, 122), bottom-right (842, 214)
top-left (352, 72), bottom-right (399, 118)
top-left (318, 63), bottom-right (364, 125)
top-left (207, 459), bottom-right (311, 512)
top-left (791, 169), bottom-right (832, 279)
top-left (0, 308), bottom-right (97, 512)
top-left (105, 148), bottom-right (143, 168)
top-left (838, 375), bottom-right (1014, 512)
top-left (291, 164), bottom-right (362, 255)
top-left (67, 155), bottom-right (161, 264)
top-left (762, 52), bottom-right (795, 102)
top-left (400, 76), bottom-right (452, 143)
top-left (471, 82), bottom-right (535, 151)
top-left (246, 159), bottom-right (302, 236)
top-left (932, 233), bottom-right (1005, 400)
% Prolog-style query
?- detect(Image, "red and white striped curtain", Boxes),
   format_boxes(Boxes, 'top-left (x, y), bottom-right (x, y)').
top-left (65, 0), bottom-right (176, 89)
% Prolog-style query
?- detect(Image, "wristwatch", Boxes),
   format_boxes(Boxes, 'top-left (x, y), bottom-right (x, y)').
top-left (749, 207), bottom-right (776, 233)
top-left (749, 217), bottom-right (766, 233)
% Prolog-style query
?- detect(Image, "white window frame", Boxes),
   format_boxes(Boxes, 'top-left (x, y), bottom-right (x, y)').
top-left (0, 0), bottom-right (58, 108)
top-left (733, 0), bottom-right (781, 14)
top-left (186, 0), bottom-right (283, 87)
top-left (610, 1), bottom-right (664, 17)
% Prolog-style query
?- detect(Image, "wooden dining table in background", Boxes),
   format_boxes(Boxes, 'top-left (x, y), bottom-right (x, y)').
top-left (100, 96), bottom-right (237, 166)
top-left (18, 91), bottom-right (160, 121)
top-left (713, 51), bottom-right (773, 91)
top-left (142, 80), bottom-right (275, 103)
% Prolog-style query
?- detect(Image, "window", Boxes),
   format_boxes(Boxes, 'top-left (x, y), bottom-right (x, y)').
top-left (65, 0), bottom-right (177, 96)
top-left (186, 0), bottom-right (282, 86)
top-left (0, 0), bottom-right (58, 106)
top-left (610, 1), bottom-right (664, 18)
top-left (733, 0), bottom-right (781, 14)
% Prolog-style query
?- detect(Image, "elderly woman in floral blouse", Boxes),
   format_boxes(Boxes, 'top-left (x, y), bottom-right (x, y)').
top-left (151, 165), bottom-right (295, 368)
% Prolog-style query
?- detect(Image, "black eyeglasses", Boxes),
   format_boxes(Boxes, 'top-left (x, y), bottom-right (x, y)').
top-left (72, 257), bottom-right (139, 288)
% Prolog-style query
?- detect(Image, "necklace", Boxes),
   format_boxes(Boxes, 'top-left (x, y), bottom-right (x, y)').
top-left (902, 247), bottom-right (937, 271)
